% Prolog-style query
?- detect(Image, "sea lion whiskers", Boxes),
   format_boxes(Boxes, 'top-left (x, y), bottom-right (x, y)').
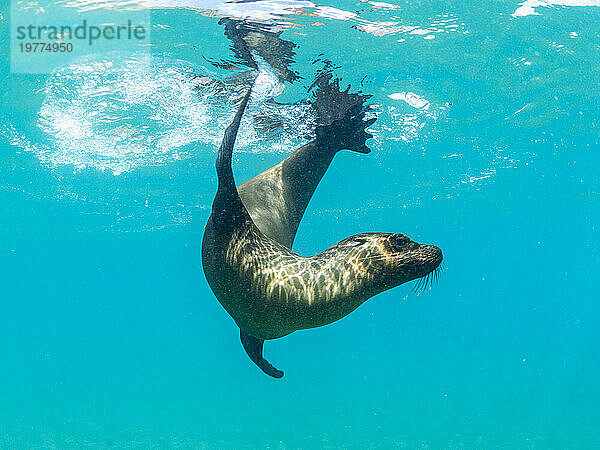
top-left (409, 264), bottom-right (443, 296)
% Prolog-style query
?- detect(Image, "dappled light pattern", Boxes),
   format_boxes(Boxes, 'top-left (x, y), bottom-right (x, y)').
top-left (225, 228), bottom-right (441, 336)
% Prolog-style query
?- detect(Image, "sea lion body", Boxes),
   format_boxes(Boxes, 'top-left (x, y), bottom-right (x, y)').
top-left (204, 225), bottom-right (439, 340)
top-left (202, 75), bottom-right (442, 377)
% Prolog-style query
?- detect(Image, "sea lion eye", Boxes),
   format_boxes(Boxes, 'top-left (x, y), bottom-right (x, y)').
top-left (389, 234), bottom-right (410, 247)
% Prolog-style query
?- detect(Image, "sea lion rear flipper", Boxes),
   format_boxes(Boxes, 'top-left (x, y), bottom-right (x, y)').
top-left (309, 67), bottom-right (375, 154)
top-left (210, 84), bottom-right (255, 228)
top-left (240, 330), bottom-right (284, 379)
top-left (237, 69), bottom-right (375, 248)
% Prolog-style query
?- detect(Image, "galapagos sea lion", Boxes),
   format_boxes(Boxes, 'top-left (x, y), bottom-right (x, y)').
top-left (202, 73), bottom-right (442, 378)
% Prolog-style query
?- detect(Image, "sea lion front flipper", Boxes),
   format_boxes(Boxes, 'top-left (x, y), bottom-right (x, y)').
top-left (237, 71), bottom-right (375, 248)
top-left (240, 330), bottom-right (284, 379)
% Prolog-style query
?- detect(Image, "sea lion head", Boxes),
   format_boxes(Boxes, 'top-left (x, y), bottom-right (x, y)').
top-left (339, 232), bottom-right (443, 291)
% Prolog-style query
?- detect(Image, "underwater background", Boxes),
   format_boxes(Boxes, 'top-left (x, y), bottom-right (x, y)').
top-left (1, 0), bottom-right (599, 447)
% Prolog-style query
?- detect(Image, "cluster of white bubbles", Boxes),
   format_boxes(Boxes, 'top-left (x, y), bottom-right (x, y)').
top-left (37, 52), bottom-right (314, 175)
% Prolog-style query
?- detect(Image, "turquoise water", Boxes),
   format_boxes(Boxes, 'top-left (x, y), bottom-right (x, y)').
top-left (1, 0), bottom-right (600, 447)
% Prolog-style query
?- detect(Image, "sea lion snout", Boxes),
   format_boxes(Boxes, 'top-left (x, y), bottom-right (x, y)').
top-left (413, 244), bottom-right (443, 278)
top-left (383, 234), bottom-right (442, 280)
top-left (430, 245), bottom-right (443, 266)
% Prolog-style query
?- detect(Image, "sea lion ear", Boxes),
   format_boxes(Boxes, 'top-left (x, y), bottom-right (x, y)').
top-left (240, 330), bottom-right (284, 379)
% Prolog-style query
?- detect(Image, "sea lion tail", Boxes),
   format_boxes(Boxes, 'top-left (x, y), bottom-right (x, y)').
top-left (309, 66), bottom-right (376, 154)
top-left (240, 330), bottom-right (284, 379)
